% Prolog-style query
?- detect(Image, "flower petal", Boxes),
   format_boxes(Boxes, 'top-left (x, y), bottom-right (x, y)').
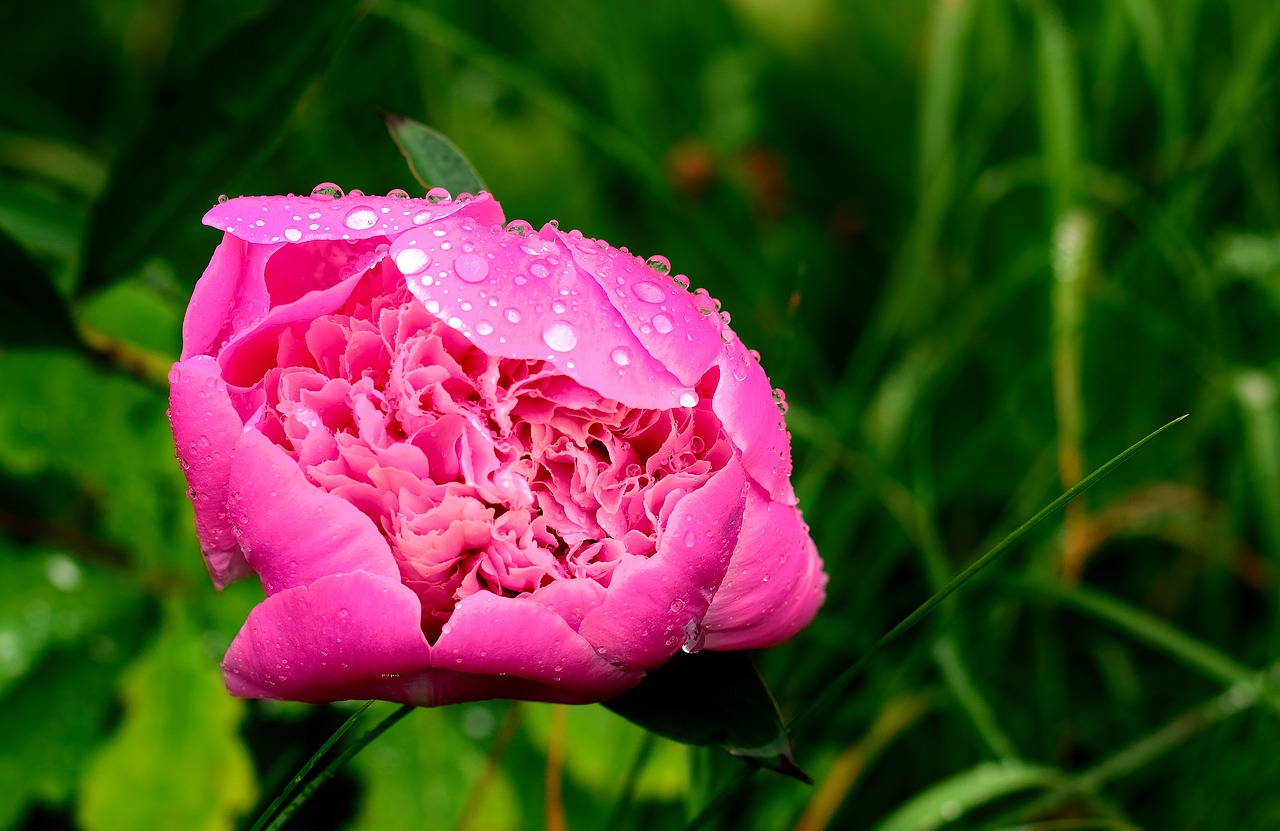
top-left (577, 455), bottom-right (747, 670)
top-left (387, 220), bottom-right (693, 410)
top-left (432, 590), bottom-right (642, 700)
top-left (702, 484), bottom-right (826, 650)
top-left (203, 192), bottom-right (504, 246)
top-left (168, 355), bottom-right (249, 589)
top-left (222, 570), bottom-right (432, 703)
top-left (181, 235), bottom-right (279, 360)
top-left (228, 430), bottom-right (401, 595)
top-left (712, 331), bottom-right (797, 504)
top-left (549, 227), bottom-right (721, 389)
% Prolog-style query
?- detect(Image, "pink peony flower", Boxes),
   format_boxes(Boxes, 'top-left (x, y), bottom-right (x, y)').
top-left (169, 186), bottom-right (826, 706)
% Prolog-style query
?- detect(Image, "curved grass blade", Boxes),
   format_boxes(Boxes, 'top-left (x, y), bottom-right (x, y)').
top-left (247, 700), bottom-right (374, 831)
top-left (794, 414), bottom-right (1187, 731)
top-left (383, 113), bottom-right (486, 196)
top-left (259, 703), bottom-right (414, 831)
top-left (870, 761), bottom-right (1064, 831)
top-left (680, 415), bottom-right (1186, 831)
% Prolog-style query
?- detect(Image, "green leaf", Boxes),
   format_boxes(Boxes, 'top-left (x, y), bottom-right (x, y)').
top-left (77, 604), bottom-right (256, 831)
top-left (78, 0), bottom-right (367, 297)
top-left (0, 227), bottom-right (82, 350)
top-left (870, 761), bottom-right (1064, 831)
top-left (603, 649), bottom-right (809, 781)
top-left (383, 113), bottom-right (487, 196)
top-left (0, 579), bottom-right (150, 827)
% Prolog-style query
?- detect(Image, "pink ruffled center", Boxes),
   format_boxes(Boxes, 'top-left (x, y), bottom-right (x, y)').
top-left (246, 242), bottom-right (732, 640)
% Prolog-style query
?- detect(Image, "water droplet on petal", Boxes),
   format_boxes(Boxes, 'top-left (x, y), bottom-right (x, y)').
top-left (680, 619), bottom-right (705, 653)
top-left (679, 391), bottom-right (698, 408)
top-left (412, 211), bottom-right (430, 225)
top-left (387, 188), bottom-right (410, 198)
top-left (344, 207), bottom-right (378, 230)
top-left (311, 182), bottom-right (344, 200)
top-left (530, 262), bottom-right (549, 279)
top-left (772, 388), bottom-right (789, 414)
top-left (673, 273), bottom-right (691, 289)
top-left (669, 598), bottom-right (686, 613)
top-left (504, 308), bottom-right (522, 324)
top-left (284, 228), bottom-right (302, 242)
top-left (395, 248), bottom-right (431, 275)
top-left (505, 219), bottom-right (532, 236)
top-left (426, 186), bottom-right (451, 203)
top-left (610, 346), bottom-right (632, 366)
top-left (217, 194), bottom-right (229, 204)
top-left (653, 313), bottom-right (674, 333)
top-left (646, 255), bottom-right (671, 274)
top-left (476, 321), bottom-right (494, 335)
top-left (634, 281), bottom-right (665, 303)
top-left (682, 530), bottom-right (696, 547)
top-left (542, 321), bottom-right (578, 352)
top-left (454, 253), bottom-right (490, 283)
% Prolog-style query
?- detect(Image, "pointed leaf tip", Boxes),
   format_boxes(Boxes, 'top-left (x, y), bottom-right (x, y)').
top-left (383, 113), bottom-right (486, 196)
top-left (603, 650), bottom-right (807, 781)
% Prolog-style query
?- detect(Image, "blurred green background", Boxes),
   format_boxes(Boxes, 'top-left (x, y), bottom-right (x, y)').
top-left (4, 0), bottom-right (1280, 828)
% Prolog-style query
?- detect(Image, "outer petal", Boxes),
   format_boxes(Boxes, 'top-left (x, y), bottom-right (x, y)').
top-left (228, 430), bottom-right (401, 595)
top-left (181, 234), bottom-right (279, 360)
top-left (222, 570), bottom-right (432, 702)
top-left (701, 484), bottom-right (826, 651)
top-left (203, 192), bottom-right (504, 246)
top-left (577, 456), bottom-right (748, 670)
top-left (431, 591), bottom-right (641, 700)
top-left (387, 220), bottom-right (693, 410)
top-left (549, 227), bottom-right (721, 389)
top-left (712, 329), bottom-right (796, 504)
top-left (169, 355), bottom-right (249, 588)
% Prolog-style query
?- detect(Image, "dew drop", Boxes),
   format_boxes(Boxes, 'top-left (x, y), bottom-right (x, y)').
top-left (394, 247), bottom-right (431, 276)
top-left (505, 219), bottom-right (532, 236)
top-left (680, 618), bottom-right (705, 653)
top-left (646, 255), bottom-right (671, 274)
top-left (669, 598), bottom-right (686, 613)
top-left (310, 182), bottom-right (344, 200)
top-left (673, 273), bottom-right (691, 289)
top-left (542, 321), bottom-right (578, 352)
top-left (634, 281), bottom-right (665, 303)
top-left (530, 262), bottom-right (550, 279)
top-left (454, 253), bottom-right (490, 283)
top-left (610, 346), bottom-right (633, 366)
top-left (217, 193), bottom-right (229, 204)
top-left (476, 321), bottom-right (494, 335)
top-left (426, 186), bottom-right (452, 203)
top-left (344, 207), bottom-right (378, 230)
top-left (679, 391), bottom-right (698, 408)
top-left (772, 388), bottom-right (789, 414)
top-left (653, 313), bottom-right (674, 333)
top-left (412, 211), bottom-right (430, 225)
top-left (386, 188), bottom-right (410, 199)
top-left (504, 308), bottom-right (522, 324)
top-left (284, 227), bottom-right (302, 242)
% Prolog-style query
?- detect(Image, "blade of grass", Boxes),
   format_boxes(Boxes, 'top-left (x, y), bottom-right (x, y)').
top-left (869, 761), bottom-right (1065, 831)
top-left (682, 416), bottom-right (1185, 831)
top-left (794, 415), bottom-right (1187, 733)
top-left (792, 693), bottom-right (936, 831)
top-left (258, 703), bottom-right (414, 831)
top-left (247, 700), bottom-right (373, 831)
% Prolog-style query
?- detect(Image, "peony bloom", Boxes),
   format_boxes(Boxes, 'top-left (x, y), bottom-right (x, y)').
top-left (169, 186), bottom-right (825, 706)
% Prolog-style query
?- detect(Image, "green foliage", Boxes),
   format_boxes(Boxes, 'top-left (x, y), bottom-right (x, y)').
top-left (4, 0), bottom-right (1280, 829)
top-left (77, 603), bottom-right (256, 831)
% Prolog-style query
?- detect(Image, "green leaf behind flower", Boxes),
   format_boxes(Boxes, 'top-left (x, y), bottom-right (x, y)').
top-left (603, 649), bottom-right (809, 782)
top-left (77, 604), bottom-right (256, 831)
top-left (383, 113), bottom-right (487, 196)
